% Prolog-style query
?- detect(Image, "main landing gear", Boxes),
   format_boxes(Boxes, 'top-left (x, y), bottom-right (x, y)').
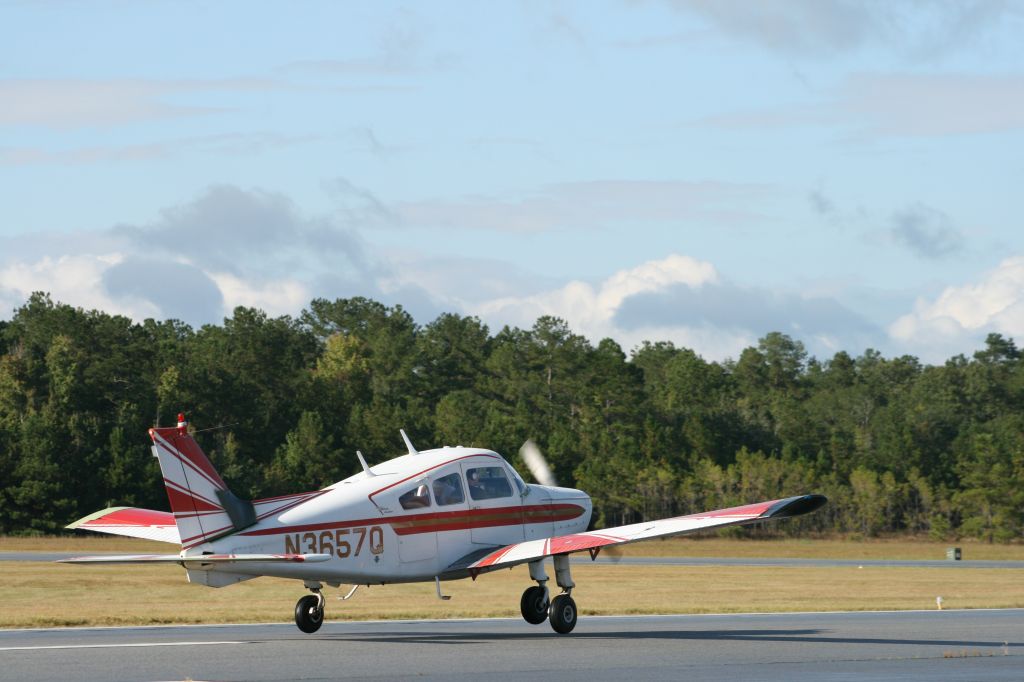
top-left (520, 555), bottom-right (577, 634)
top-left (295, 582), bottom-right (325, 633)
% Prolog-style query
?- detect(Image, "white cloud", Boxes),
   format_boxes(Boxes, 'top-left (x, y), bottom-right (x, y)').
top-left (468, 254), bottom-right (886, 360)
top-left (0, 248), bottom-right (314, 325)
top-left (472, 254), bottom-right (718, 331)
top-left (0, 185), bottom-right (375, 325)
top-left (8, 183), bottom-right (999, 364)
top-left (210, 272), bottom-right (310, 318)
top-left (469, 255), bottom-right (806, 360)
top-left (0, 238), bottom-right (884, 362)
top-left (0, 253), bottom-right (159, 320)
top-left (890, 256), bottom-right (1024, 358)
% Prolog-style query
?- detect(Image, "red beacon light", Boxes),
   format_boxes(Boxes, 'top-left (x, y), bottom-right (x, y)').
top-left (176, 412), bottom-right (188, 433)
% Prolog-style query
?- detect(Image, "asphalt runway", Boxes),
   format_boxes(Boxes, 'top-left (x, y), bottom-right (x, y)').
top-left (1, 610), bottom-right (1022, 681)
top-left (5, 551), bottom-right (1024, 569)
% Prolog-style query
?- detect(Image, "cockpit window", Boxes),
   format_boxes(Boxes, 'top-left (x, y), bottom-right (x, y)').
top-left (466, 466), bottom-right (513, 500)
top-left (398, 483), bottom-right (432, 510)
top-left (432, 472), bottom-right (465, 506)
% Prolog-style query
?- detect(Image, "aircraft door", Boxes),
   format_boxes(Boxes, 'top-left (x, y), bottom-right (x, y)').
top-left (461, 462), bottom-right (525, 547)
top-left (392, 477), bottom-right (438, 566)
top-left (430, 469), bottom-right (471, 568)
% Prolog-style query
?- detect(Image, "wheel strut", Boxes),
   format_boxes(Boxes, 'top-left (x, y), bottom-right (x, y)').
top-left (306, 581), bottom-right (326, 611)
top-left (295, 581), bottom-right (326, 634)
top-left (529, 558), bottom-right (551, 603)
top-left (548, 555), bottom-right (578, 634)
top-left (552, 554), bottom-right (574, 596)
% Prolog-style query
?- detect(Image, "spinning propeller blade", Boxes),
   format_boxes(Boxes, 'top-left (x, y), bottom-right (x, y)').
top-left (520, 439), bottom-right (624, 562)
top-left (519, 439), bottom-right (558, 487)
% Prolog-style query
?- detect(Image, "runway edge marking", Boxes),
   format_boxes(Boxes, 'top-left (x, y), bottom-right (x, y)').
top-left (0, 641), bottom-right (250, 652)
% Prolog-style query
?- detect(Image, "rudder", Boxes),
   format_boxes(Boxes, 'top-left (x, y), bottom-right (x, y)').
top-left (150, 414), bottom-right (255, 549)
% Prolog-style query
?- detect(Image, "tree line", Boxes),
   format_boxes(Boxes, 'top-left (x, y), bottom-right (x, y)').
top-left (1, 292), bottom-right (1022, 541)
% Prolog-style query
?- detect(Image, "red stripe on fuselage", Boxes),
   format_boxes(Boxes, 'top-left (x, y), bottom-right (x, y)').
top-left (254, 491), bottom-right (328, 521)
top-left (253, 490), bottom-right (323, 505)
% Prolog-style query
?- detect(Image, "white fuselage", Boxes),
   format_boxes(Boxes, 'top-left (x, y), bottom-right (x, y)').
top-left (188, 447), bottom-right (592, 586)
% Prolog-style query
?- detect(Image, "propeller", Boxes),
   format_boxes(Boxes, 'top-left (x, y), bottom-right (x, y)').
top-left (518, 439), bottom-right (623, 563)
top-left (519, 439), bottom-right (558, 487)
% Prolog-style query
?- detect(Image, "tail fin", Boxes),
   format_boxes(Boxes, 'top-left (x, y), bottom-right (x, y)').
top-left (149, 414), bottom-right (255, 549)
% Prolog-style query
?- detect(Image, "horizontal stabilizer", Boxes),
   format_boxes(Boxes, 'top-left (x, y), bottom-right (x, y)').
top-left (58, 553), bottom-right (331, 565)
top-left (66, 506), bottom-right (180, 545)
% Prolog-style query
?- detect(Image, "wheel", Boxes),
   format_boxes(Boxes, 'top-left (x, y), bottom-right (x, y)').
top-left (548, 594), bottom-right (577, 634)
top-left (520, 586), bottom-right (549, 625)
top-left (295, 594), bottom-right (324, 633)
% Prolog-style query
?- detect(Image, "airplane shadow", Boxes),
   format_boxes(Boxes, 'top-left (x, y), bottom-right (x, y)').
top-left (316, 628), bottom-right (1024, 649)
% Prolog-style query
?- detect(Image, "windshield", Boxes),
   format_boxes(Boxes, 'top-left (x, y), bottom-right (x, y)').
top-left (507, 463), bottom-right (528, 495)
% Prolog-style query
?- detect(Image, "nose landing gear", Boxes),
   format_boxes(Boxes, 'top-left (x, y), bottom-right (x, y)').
top-left (295, 583), bottom-right (325, 633)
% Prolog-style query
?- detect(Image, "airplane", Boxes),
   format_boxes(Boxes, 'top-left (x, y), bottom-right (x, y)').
top-left (61, 414), bottom-right (827, 634)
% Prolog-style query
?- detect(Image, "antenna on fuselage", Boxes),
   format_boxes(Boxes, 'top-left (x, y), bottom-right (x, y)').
top-left (400, 429), bottom-right (418, 456)
top-left (356, 450), bottom-right (376, 477)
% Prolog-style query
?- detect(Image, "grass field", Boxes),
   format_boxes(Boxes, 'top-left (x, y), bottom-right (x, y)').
top-left (2, 535), bottom-right (1024, 629)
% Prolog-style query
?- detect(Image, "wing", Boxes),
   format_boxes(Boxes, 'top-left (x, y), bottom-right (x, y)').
top-left (445, 494), bottom-right (826, 576)
top-left (66, 506), bottom-right (180, 544)
top-left (57, 553), bottom-right (332, 565)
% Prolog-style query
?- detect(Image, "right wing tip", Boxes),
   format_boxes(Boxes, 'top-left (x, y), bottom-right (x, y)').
top-left (766, 494), bottom-right (828, 519)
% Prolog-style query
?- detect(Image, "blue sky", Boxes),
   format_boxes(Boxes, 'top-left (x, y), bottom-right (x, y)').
top-left (2, 1), bottom-right (1023, 362)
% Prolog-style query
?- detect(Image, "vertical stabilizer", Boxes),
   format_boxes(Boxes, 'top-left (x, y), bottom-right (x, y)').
top-left (149, 415), bottom-right (255, 548)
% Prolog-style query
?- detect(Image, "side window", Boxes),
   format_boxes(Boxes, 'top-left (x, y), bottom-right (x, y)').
top-left (466, 466), bottom-right (513, 501)
top-left (398, 483), bottom-right (432, 510)
top-left (432, 472), bottom-right (465, 506)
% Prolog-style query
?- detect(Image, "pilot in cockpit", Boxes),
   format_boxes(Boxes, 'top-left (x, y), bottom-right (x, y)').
top-left (433, 477), bottom-right (456, 505)
top-left (432, 472), bottom-right (465, 506)
top-left (467, 471), bottom-right (484, 498)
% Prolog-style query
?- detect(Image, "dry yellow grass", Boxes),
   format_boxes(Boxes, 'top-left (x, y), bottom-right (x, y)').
top-left (3, 559), bottom-right (1024, 629)
top-left (0, 535), bottom-right (171, 553)
top-left (616, 536), bottom-right (1024, 561)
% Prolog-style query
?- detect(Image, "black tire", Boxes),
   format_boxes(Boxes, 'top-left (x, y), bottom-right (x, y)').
top-left (520, 586), bottom-right (549, 625)
top-left (295, 594), bottom-right (324, 634)
top-left (548, 594), bottom-right (577, 634)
